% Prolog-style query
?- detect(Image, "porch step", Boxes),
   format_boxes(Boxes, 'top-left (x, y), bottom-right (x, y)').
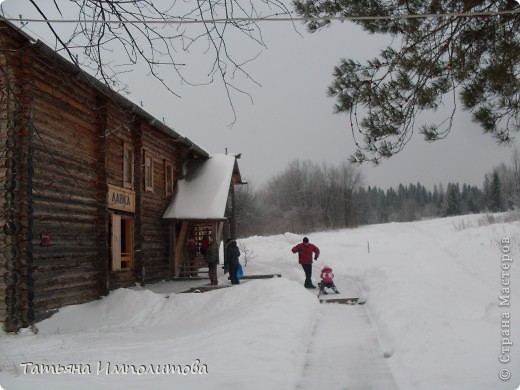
top-left (174, 277), bottom-right (209, 281)
top-left (182, 285), bottom-right (231, 293)
top-left (241, 274), bottom-right (281, 279)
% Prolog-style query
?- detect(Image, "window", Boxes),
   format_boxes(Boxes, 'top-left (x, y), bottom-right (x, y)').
top-left (111, 214), bottom-right (134, 271)
top-left (144, 151), bottom-right (154, 192)
top-left (123, 143), bottom-right (134, 189)
top-left (165, 161), bottom-right (174, 196)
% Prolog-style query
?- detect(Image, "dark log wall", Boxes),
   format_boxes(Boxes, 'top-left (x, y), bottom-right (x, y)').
top-left (0, 28), bottom-right (16, 325)
top-left (0, 20), bottom-right (209, 329)
top-left (29, 51), bottom-right (101, 319)
top-left (0, 98), bottom-right (5, 323)
top-left (1, 26), bottom-right (38, 329)
top-left (0, 32), bottom-right (9, 326)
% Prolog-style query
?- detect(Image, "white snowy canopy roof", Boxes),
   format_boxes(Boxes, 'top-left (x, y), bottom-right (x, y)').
top-left (162, 154), bottom-right (243, 220)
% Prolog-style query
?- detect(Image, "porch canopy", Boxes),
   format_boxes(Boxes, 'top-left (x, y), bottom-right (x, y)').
top-left (163, 154), bottom-right (243, 221)
top-left (163, 154), bottom-right (243, 277)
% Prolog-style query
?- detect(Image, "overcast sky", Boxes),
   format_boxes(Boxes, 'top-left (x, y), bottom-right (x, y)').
top-left (2, 0), bottom-right (517, 190)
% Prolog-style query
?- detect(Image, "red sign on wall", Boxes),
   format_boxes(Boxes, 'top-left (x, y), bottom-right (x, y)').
top-left (40, 232), bottom-right (50, 247)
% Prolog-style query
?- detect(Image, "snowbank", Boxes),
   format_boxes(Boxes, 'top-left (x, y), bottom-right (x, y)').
top-left (1, 278), bottom-right (318, 390)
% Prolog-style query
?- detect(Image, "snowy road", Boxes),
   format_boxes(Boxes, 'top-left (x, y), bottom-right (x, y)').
top-left (298, 279), bottom-right (398, 390)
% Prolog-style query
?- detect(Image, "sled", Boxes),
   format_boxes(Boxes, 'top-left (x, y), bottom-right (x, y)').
top-left (319, 297), bottom-right (365, 305)
top-left (317, 277), bottom-right (366, 305)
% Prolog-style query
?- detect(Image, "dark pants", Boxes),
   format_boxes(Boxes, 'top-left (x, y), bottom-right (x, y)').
top-left (319, 281), bottom-right (338, 294)
top-left (229, 259), bottom-right (240, 285)
top-left (208, 263), bottom-right (218, 285)
top-left (301, 264), bottom-right (313, 287)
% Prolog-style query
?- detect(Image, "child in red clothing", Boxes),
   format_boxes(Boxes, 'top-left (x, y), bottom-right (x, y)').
top-left (319, 265), bottom-right (339, 294)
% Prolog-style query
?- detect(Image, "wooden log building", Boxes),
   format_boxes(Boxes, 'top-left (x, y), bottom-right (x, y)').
top-left (0, 20), bottom-right (244, 332)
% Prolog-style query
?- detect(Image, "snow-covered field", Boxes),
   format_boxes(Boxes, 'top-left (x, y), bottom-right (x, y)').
top-left (1, 214), bottom-right (519, 389)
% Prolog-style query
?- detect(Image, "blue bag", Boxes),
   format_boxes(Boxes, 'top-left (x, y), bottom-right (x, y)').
top-left (237, 263), bottom-right (244, 280)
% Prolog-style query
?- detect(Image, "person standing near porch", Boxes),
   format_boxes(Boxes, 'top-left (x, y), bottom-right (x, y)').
top-left (200, 234), bottom-right (209, 256)
top-left (226, 239), bottom-right (241, 285)
top-left (205, 235), bottom-right (219, 285)
top-left (291, 237), bottom-right (320, 289)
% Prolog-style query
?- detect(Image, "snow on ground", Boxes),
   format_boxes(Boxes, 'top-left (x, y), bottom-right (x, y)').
top-left (298, 302), bottom-right (398, 390)
top-left (1, 213), bottom-right (519, 390)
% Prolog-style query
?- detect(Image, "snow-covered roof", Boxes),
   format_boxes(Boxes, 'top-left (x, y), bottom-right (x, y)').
top-left (162, 154), bottom-right (242, 220)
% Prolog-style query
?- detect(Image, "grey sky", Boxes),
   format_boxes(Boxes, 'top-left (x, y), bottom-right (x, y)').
top-left (2, 0), bottom-right (517, 190)
top-left (132, 18), bottom-right (517, 190)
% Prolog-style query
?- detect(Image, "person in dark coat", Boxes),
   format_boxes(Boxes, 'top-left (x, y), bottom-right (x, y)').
top-left (200, 235), bottom-right (209, 256)
top-left (226, 239), bottom-right (241, 285)
top-left (204, 235), bottom-right (219, 285)
top-left (291, 237), bottom-right (320, 289)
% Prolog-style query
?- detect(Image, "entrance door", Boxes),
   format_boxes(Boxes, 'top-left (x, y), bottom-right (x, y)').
top-left (111, 214), bottom-right (134, 271)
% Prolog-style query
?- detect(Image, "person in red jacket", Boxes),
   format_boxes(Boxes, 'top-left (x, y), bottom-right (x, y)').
top-left (291, 237), bottom-right (320, 289)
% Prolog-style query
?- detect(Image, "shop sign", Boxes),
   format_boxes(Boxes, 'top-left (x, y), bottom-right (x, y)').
top-left (108, 184), bottom-right (135, 213)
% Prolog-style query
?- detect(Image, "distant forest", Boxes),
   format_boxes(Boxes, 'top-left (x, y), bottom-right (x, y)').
top-left (235, 150), bottom-right (520, 238)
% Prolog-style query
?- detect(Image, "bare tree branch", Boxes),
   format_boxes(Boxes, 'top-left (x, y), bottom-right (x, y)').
top-left (5, 0), bottom-right (293, 125)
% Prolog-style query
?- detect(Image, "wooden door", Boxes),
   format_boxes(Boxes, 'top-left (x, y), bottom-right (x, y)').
top-left (111, 214), bottom-right (122, 271)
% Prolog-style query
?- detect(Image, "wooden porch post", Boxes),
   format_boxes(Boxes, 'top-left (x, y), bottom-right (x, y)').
top-left (174, 221), bottom-right (189, 277)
